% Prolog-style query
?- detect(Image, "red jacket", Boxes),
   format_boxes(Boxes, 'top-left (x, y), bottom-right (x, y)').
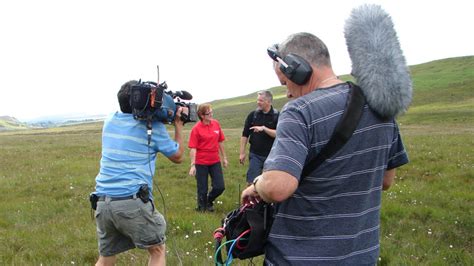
top-left (188, 119), bottom-right (225, 165)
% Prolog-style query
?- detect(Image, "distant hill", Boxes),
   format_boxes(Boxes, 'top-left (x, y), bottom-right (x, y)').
top-left (2, 56), bottom-right (472, 132)
top-left (26, 113), bottom-right (108, 128)
top-left (0, 116), bottom-right (28, 131)
top-left (0, 113), bottom-right (108, 131)
top-left (210, 56), bottom-right (474, 128)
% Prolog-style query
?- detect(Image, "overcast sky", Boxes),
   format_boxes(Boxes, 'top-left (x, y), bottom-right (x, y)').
top-left (1, 0), bottom-right (473, 121)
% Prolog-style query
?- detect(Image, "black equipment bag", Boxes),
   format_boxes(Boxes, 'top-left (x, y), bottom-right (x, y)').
top-left (214, 82), bottom-right (366, 264)
top-left (224, 202), bottom-right (274, 259)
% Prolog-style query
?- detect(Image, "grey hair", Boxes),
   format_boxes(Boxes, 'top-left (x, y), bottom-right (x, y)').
top-left (278, 32), bottom-right (332, 67)
top-left (257, 90), bottom-right (273, 102)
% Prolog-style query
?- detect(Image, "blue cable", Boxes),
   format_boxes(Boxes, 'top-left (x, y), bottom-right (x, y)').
top-left (214, 237), bottom-right (249, 266)
top-left (214, 239), bottom-right (236, 266)
top-left (226, 237), bottom-right (248, 266)
top-left (226, 240), bottom-right (237, 266)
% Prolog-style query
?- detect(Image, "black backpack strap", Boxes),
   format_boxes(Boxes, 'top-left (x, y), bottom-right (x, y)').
top-left (272, 108), bottom-right (279, 121)
top-left (301, 82), bottom-right (366, 177)
top-left (252, 107), bottom-right (278, 125)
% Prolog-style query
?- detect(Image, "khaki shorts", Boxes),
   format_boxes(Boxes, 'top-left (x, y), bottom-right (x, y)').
top-left (95, 197), bottom-right (166, 256)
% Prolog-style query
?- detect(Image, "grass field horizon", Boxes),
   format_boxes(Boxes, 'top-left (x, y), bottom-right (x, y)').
top-left (0, 56), bottom-right (472, 265)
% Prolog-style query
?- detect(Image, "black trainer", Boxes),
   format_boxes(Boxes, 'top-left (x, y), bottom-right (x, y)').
top-left (195, 206), bottom-right (206, 212)
top-left (206, 202), bottom-right (215, 212)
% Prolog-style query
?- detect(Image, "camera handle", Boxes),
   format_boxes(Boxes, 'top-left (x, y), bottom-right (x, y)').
top-left (146, 118), bottom-right (153, 145)
top-left (180, 112), bottom-right (189, 123)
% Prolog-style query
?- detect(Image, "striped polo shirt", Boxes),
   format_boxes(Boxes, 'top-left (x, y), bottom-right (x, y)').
top-left (263, 83), bottom-right (409, 265)
top-left (95, 112), bottom-right (179, 198)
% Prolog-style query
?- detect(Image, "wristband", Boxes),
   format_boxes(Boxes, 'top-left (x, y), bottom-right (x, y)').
top-left (252, 176), bottom-right (261, 194)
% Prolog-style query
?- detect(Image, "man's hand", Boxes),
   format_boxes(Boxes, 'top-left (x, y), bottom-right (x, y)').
top-left (239, 153), bottom-right (246, 165)
top-left (239, 136), bottom-right (249, 165)
top-left (174, 106), bottom-right (187, 126)
top-left (250, 125), bottom-right (265, 132)
top-left (222, 158), bottom-right (228, 168)
top-left (168, 107), bottom-right (185, 163)
top-left (241, 184), bottom-right (261, 206)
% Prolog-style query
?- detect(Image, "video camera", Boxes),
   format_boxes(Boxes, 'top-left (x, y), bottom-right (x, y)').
top-left (130, 80), bottom-right (198, 124)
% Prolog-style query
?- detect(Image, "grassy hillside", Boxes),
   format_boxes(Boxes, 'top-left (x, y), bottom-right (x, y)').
top-left (207, 86), bottom-right (285, 128)
top-left (209, 74), bottom-right (353, 128)
top-left (398, 56), bottom-right (474, 125)
top-left (0, 57), bottom-right (472, 265)
top-left (210, 57), bottom-right (473, 128)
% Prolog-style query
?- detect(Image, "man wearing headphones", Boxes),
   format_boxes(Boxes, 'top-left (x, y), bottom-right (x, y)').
top-left (92, 80), bottom-right (186, 266)
top-left (239, 90), bottom-right (279, 186)
top-left (241, 33), bottom-right (409, 265)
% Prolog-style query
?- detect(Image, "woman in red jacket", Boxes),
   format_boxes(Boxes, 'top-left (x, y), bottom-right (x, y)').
top-left (188, 103), bottom-right (228, 212)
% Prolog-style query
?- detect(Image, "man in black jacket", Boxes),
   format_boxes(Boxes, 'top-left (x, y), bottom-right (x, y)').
top-left (239, 90), bottom-right (279, 185)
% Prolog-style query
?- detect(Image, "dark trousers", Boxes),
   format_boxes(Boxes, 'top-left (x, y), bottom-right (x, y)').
top-left (195, 162), bottom-right (225, 207)
top-left (246, 152), bottom-right (267, 183)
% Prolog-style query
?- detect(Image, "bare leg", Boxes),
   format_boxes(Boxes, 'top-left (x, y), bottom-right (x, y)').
top-left (148, 244), bottom-right (166, 266)
top-left (95, 255), bottom-right (117, 266)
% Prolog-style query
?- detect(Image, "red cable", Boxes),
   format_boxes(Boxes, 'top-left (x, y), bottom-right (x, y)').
top-left (235, 228), bottom-right (251, 250)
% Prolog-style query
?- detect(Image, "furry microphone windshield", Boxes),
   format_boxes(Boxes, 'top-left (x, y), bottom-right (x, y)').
top-left (344, 4), bottom-right (413, 119)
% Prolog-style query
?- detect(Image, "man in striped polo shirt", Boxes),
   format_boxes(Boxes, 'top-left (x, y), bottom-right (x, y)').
top-left (92, 80), bottom-right (186, 265)
top-left (241, 33), bottom-right (409, 265)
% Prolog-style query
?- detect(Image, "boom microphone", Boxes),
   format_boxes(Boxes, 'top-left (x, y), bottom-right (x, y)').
top-left (173, 90), bottom-right (193, 100)
top-left (344, 4), bottom-right (412, 118)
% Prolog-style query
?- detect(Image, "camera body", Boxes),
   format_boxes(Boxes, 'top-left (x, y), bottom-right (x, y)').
top-left (130, 81), bottom-right (198, 124)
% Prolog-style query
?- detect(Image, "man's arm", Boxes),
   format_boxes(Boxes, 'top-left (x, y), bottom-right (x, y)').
top-left (264, 126), bottom-right (276, 138)
top-left (240, 112), bottom-right (253, 164)
top-left (167, 107), bottom-right (185, 163)
top-left (249, 126), bottom-right (276, 138)
top-left (383, 123), bottom-right (408, 190)
top-left (383, 168), bottom-right (396, 190)
top-left (239, 136), bottom-right (248, 165)
top-left (241, 170), bottom-right (298, 204)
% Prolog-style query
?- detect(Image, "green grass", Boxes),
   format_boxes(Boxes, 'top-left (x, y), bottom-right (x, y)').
top-left (378, 125), bottom-right (473, 265)
top-left (0, 123), bottom-right (472, 265)
top-left (0, 56), bottom-right (473, 265)
top-left (0, 127), bottom-right (254, 265)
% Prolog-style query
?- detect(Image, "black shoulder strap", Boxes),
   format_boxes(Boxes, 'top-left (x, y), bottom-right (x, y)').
top-left (272, 108), bottom-right (279, 123)
top-left (301, 82), bottom-right (366, 177)
top-left (252, 107), bottom-right (279, 124)
top-left (251, 110), bottom-right (258, 125)
top-left (252, 110), bottom-right (257, 124)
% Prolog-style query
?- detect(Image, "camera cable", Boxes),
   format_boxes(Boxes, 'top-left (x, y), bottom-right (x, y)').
top-left (148, 144), bottom-right (184, 266)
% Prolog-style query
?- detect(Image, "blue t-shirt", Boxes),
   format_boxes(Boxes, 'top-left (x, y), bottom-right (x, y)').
top-left (94, 112), bottom-right (179, 197)
top-left (263, 83), bottom-right (409, 265)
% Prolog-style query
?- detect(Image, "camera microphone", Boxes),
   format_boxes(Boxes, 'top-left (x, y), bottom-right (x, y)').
top-left (173, 90), bottom-right (193, 100)
top-left (344, 4), bottom-right (412, 118)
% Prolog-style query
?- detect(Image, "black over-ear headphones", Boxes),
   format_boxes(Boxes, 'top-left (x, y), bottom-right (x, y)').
top-left (267, 44), bottom-right (313, 85)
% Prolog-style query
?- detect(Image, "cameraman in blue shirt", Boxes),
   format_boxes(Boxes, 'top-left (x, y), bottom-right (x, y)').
top-left (92, 80), bottom-right (185, 266)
